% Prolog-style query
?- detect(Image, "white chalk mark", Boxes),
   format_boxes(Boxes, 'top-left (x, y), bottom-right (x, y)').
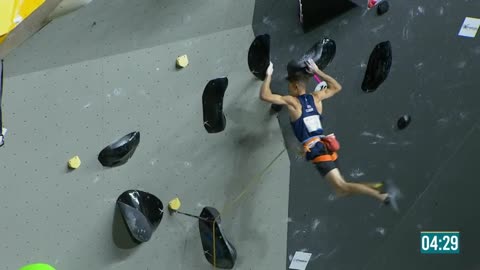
top-left (311, 253), bottom-right (324, 261)
top-left (327, 194), bottom-right (336, 201)
top-left (371, 24), bottom-right (385, 33)
top-left (437, 117), bottom-right (449, 124)
top-left (150, 158), bottom-right (159, 166)
top-left (284, 217), bottom-right (293, 223)
top-left (414, 62), bottom-right (424, 70)
top-left (93, 176), bottom-right (100, 183)
top-left (326, 247), bottom-right (338, 258)
top-left (311, 219), bottom-right (321, 231)
top-left (350, 168), bottom-right (365, 178)
top-left (361, 132), bottom-right (384, 139)
top-left (156, 67), bottom-right (160, 71)
top-left (113, 88), bottom-right (124, 96)
top-left (83, 102), bottom-right (91, 109)
top-left (375, 227), bottom-right (386, 236)
top-left (360, 62), bottom-right (367, 68)
top-left (402, 26), bottom-right (410, 40)
top-left (439, 6), bottom-right (444, 16)
top-left (417, 6), bottom-right (425, 15)
top-left (184, 161), bottom-right (192, 168)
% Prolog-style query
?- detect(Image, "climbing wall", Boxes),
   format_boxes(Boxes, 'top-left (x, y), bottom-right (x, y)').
top-left (252, 0), bottom-right (480, 269)
top-left (0, 0), bottom-right (291, 269)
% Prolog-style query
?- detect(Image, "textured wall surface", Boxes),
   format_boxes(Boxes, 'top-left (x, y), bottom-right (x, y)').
top-left (0, 0), bottom-right (290, 269)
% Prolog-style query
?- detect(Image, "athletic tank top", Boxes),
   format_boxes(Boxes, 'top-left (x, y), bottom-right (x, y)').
top-left (290, 94), bottom-right (324, 143)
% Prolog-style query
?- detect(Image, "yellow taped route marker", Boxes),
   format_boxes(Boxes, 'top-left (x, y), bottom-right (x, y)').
top-left (176, 55), bottom-right (189, 68)
top-left (68, 156), bottom-right (81, 169)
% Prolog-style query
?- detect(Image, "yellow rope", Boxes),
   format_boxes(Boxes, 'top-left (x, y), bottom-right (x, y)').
top-left (210, 148), bottom-right (286, 269)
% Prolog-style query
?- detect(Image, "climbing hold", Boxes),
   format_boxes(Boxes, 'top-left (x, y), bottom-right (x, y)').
top-left (68, 155), bottom-right (81, 169)
top-left (168, 197), bottom-right (181, 211)
top-left (98, 131), bottom-right (140, 167)
top-left (199, 207), bottom-right (237, 269)
top-left (248, 34), bottom-right (271, 80)
top-left (202, 77), bottom-right (228, 133)
top-left (361, 41), bottom-right (392, 92)
top-left (287, 38), bottom-right (336, 79)
top-left (397, 115), bottom-right (411, 130)
top-left (116, 190), bottom-right (164, 243)
top-left (271, 104), bottom-right (283, 112)
top-left (19, 263), bottom-right (56, 270)
top-left (377, 1), bottom-right (389, 15)
top-left (176, 54), bottom-right (189, 68)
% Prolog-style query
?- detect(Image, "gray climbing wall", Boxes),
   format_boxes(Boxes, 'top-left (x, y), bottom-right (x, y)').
top-left (0, 0), bottom-right (290, 269)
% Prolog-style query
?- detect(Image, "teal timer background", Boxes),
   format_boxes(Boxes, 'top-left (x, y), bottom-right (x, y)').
top-left (420, 232), bottom-right (460, 254)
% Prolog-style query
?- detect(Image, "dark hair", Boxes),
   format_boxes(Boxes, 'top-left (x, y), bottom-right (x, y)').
top-left (286, 72), bottom-right (310, 83)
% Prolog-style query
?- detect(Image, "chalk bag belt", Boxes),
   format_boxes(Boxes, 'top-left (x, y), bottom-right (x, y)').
top-left (302, 136), bottom-right (338, 163)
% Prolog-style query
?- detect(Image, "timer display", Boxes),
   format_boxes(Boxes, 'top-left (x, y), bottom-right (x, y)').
top-left (420, 231), bottom-right (459, 254)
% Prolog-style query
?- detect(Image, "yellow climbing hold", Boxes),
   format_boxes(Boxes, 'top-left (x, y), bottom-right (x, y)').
top-left (168, 197), bottom-right (181, 211)
top-left (176, 55), bottom-right (189, 68)
top-left (68, 156), bottom-right (81, 169)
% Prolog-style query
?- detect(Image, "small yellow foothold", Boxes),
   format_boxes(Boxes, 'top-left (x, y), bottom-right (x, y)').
top-left (168, 197), bottom-right (181, 211)
top-left (68, 156), bottom-right (81, 169)
top-left (176, 55), bottom-right (189, 68)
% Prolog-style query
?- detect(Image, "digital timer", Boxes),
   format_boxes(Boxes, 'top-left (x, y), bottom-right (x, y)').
top-left (420, 231), bottom-right (460, 254)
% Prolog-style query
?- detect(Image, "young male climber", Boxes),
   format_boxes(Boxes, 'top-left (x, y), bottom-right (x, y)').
top-left (259, 59), bottom-right (391, 205)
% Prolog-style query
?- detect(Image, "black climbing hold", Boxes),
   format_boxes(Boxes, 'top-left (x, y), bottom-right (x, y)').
top-left (203, 78), bottom-right (228, 133)
top-left (248, 34), bottom-right (271, 81)
top-left (300, 0), bottom-right (356, 31)
top-left (271, 104), bottom-right (283, 112)
top-left (361, 41), bottom-right (392, 92)
top-left (397, 115), bottom-right (411, 130)
top-left (377, 1), bottom-right (389, 15)
top-left (98, 131), bottom-right (140, 167)
top-left (287, 38), bottom-right (336, 79)
top-left (116, 190), bottom-right (164, 243)
top-left (199, 207), bottom-right (237, 269)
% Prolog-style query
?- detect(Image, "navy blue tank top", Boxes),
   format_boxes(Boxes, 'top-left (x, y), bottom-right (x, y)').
top-left (291, 94), bottom-right (324, 142)
top-left (291, 94), bottom-right (325, 160)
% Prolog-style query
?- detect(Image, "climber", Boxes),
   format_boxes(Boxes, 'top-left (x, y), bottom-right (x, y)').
top-left (259, 59), bottom-right (391, 205)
